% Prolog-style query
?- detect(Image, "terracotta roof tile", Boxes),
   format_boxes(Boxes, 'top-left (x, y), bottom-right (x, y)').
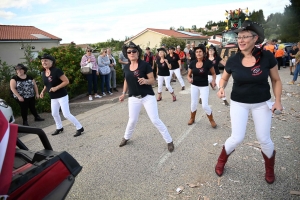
top-left (0, 25), bottom-right (61, 41)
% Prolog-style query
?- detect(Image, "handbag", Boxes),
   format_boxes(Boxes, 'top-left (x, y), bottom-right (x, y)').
top-left (80, 62), bottom-right (92, 74)
top-left (80, 56), bottom-right (93, 75)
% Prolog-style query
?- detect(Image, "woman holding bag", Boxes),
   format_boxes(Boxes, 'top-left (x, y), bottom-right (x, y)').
top-left (98, 48), bottom-right (112, 96)
top-left (80, 47), bottom-right (102, 101)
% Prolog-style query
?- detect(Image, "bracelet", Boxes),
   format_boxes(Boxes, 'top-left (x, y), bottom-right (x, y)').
top-left (122, 92), bottom-right (126, 94)
top-left (219, 86), bottom-right (225, 90)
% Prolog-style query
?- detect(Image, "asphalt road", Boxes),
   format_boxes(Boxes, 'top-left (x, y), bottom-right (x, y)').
top-left (18, 67), bottom-right (300, 200)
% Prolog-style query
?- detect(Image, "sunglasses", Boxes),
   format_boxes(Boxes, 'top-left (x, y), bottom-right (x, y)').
top-left (87, 50), bottom-right (91, 52)
top-left (127, 50), bottom-right (137, 54)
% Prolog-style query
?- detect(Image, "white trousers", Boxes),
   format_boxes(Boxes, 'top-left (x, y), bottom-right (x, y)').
top-left (169, 68), bottom-right (185, 87)
top-left (190, 84), bottom-right (212, 115)
top-left (124, 95), bottom-right (173, 143)
top-left (224, 100), bottom-right (274, 158)
top-left (157, 75), bottom-right (173, 93)
top-left (51, 95), bottom-right (83, 130)
top-left (208, 74), bottom-right (226, 100)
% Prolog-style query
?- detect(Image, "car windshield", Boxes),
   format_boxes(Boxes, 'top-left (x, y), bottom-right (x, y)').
top-left (222, 32), bottom-right (237, 47)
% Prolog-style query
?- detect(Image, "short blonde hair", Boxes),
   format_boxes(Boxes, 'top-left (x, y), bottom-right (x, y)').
top-left (100, 48), bottom-right (107, 54)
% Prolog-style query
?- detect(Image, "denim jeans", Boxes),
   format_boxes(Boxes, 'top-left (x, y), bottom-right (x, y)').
top-left (293, 63), bottom-right (300, 81)
top-left (101, 74), bottom-right (111, 93)
top-left (86, 70), bottom-right (98, 95)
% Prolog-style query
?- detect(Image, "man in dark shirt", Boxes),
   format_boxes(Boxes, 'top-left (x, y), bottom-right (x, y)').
top-left (189, 43), bottom-right (196, 62)
top-left (290, 45), bottom-right (299, 75)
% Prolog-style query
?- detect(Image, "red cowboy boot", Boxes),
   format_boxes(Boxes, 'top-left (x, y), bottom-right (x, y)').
top-left (262, 150), bottom-right (276, 184)
top-left (215, 146), bottom-right (234, 176)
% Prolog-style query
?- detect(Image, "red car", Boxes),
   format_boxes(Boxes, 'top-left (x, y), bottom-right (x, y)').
top-left (0, 111), bottom-right (82, 199)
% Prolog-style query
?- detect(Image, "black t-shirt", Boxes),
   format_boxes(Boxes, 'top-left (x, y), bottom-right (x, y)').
top-left (11, 75), bottom-right (35, 99)
top-left (208, 56), bottom-right (221, 75)
top-left (189, 59), bottom-right (213, 87)
top-left (290, 49), bottom-right (299, 60)
top-left (123, 60), bottom-right (154, 97)
top-left (225, 50), bottom-right (277, 103)
top-left (189, 49), bottom-right (196, 61)
top-left (166, 53), bottom-right (180, 69)
top-left (144, 53), bottom-right (154, 65)
top-left (156, 58), bottom-right (170, 76)
top-left (42, 67), bottom-right (68, 99)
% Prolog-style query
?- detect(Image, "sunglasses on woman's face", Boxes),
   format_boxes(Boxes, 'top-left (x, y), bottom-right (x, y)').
top-left (87, 50), bottom-right (91, 52)
top-left (127, 50), bottom-right (137, 54)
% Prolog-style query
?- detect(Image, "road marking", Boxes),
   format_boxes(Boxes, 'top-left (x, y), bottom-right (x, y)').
top-left (156, 110), bottom-right (207, 169)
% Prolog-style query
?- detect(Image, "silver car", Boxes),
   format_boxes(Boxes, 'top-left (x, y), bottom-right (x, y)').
top-left (0, 98), bottom-right (15, 123)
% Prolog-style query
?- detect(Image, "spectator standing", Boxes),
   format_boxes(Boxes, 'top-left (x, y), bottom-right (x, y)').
top-left (275, 44), bottom-right (284, 70)
top-left (107, 48), bottom-right (118, 92)
top-left (288, 42), bottom-right (300, 85)
top-left (80, 47), bottom-right (102, 101)
top-left (184, 44), bottom-right (191, 69)
top-left (175, 45), bottom-right (187, 74)
top-left (98, 48), bottom-right (113, 96)
top-left (144, 47), bottom-right (155, 78)
top-left (289, 45), bottom-right (299, 75)
top-left (10, 64), bottom-right (44, 126)
top-left (119, 51), bottom-right (129, 71)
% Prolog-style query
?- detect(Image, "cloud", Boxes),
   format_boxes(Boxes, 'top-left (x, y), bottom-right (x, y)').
top-left (0, 0), bottom-right (50, 9)
top-left (0, 10), bottom-right (15, 19)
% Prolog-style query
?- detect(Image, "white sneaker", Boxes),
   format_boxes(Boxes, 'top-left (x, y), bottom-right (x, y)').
top-left (88, 96), bottom-right (93, 101)
top-left (94, 95), bottom-right (102, 98)
top-left (108, 91), bottom-right (113, 95)
top-left (102, 92), bottom-right (106, 96)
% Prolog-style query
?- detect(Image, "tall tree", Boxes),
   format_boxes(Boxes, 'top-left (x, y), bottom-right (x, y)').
top-left (279, 0), bottom-right (300, 42)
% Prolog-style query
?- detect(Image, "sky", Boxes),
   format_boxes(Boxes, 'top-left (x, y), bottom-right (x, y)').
top-left (0, 0), bottom-right (291, 44)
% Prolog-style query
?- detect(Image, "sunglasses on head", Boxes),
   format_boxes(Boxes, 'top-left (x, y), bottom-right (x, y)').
top-left (127, 50), bottom-right (137, 54)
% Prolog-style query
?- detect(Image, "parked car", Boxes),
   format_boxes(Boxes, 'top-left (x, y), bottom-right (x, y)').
top-left (0, 98), bottom-right (15, 123)
top-left (0, 111), bottom-right (82, 199)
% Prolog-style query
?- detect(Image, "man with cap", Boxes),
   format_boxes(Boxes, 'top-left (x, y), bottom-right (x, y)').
top-left (215, 20), bottom-right (282, 184)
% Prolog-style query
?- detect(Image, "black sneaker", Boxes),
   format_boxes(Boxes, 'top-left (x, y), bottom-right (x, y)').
top-left (23, 121), bottom-right (29, 126)
top-left (35, 115), bottom-right (45, 121)
top-left (113, 88), bottom-right (118, 92)
top-left (52, 127), bottom-right (64, 136)
top-left (291, 72), bottom-right (294, 75)
top-left (74, 127), bottom-right (84, 137)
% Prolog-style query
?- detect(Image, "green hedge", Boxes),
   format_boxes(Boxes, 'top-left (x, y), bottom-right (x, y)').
top-left (0, 44), bottom-right (124, 117)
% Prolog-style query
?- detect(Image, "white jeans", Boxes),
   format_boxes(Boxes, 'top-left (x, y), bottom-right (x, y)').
top-left (157, 75), bottom-right (173, 93)
top-left (51, 95), bottom-right (83, 130)
top-left (190, 84), bottom-right (212, 115)
top-left (124, 95), bottom-right (172, 143)
top-left (208, 74), bottom-right (226, 100)
top-left (225, 100), bottom-right (274, 158)
top-left (169, 68), bottom-right (185, 87)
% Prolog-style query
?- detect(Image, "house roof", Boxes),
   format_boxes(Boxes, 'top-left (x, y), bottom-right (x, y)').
top-left (125, 28), bottom-right (210, 43)
top-left (0, 25), bottom-right (61, 41)
top-left (208, 40), bottom-right (221, 45)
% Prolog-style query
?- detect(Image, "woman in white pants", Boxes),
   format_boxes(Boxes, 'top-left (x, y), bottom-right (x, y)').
top-left (187, 44), bottom-right (217, 128)
top-left (207, 45), bottom-right (230, 106)
top-left (156, 48), bottom-right (176, 102)
top-left (118, 42), bottom-right (174, 152)
top-left (167, 47), bottom-right (185, 90)
top-left (215, 20), bottom-right (283, 184)
top-left (39, 54), bottom-right (84, 137)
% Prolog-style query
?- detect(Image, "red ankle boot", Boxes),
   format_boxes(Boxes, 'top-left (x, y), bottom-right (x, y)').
top-left (262, 151), bottom-right (276, 184)
top-left (215, 146), bottom-right (234, 176)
